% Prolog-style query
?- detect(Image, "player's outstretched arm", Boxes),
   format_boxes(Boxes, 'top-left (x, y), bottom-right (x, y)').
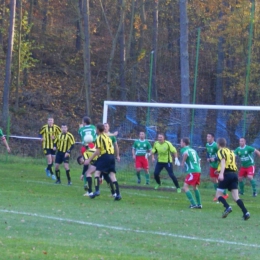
top-left (2, 137), bottom-right (10, 153)
top-left (254, 149), bottom-right (260, 158)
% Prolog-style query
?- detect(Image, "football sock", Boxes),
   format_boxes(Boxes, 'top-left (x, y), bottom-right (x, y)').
top-left (47, 164), bottom-right (54, 175)
top-left (113, 181), bottom-right (120, 195)
top-left (94, 177), bottom-right (100, 192)
top-left (55, 169), bottom-right (60, 181)
top-left (239, 181), bottom-right (245, 193)
top-left (154, 175), bottom-right (161, 185)
top-left (86, 176), bottom-right (92, 193)
top-left (194, 189), bottom-right (201, 205)
top-left (110, 181), bottom-right (115, 195)
top-left (136, 172), bottom-right (141, 180)
top-left (66, 170), bottom-right (71, 182)
top-left (103, 173), bottom-right (110, 184)
top-left (250, 179), bottom-right (256, 193)
top-left (223, 189), bottom-right (227, 195)
top-left (145, 173), bottom-right (150, 183)
top-left (236, 199), bottom-right (248, 215)
top-left (185, 191), bottom-right (196, 206)
top-left (83, 175), bottom-right (87, 185)
top-left (213, 183), bottom-right (218, 190)
top-left (218, 196), bottom-right (230, 209)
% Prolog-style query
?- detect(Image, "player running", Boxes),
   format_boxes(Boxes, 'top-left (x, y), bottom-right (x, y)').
top-left (234, 137), bottom-right (260, 197)
top-left (132, 131), bottom-right (152, 185)
top-left (206, 133), bottom-right (228, 201)
top-left (180, 137), bottom-right (202, 209)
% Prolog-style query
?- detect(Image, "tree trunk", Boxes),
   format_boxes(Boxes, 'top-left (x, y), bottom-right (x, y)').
top-left (179, 0), bottom-right (190, 137)
top-left (42, 0), bottom-right (49, 33)
top-left (126, 0), bottom-right (135, 60)
top-left (82, 0), bottom-right (91, 115)
top-left (152, 0), bottom-right (158, 101)
top-left (138, 0), bottom-right (146, 55)
top-left (2, 0), bottom-right (16, 129)
top-left (15, 0), bottom-right (22, 111)
top-left (119, 0), bottom-right (126, 100)
top-left (23, 0), bottom-right (33, 86)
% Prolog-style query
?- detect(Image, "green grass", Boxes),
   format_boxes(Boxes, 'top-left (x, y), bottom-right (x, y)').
top-left (0, 156), bottom-right (260, 260)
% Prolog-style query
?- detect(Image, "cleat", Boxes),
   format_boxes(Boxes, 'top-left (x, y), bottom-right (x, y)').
top-left (196, 204), bottom-right (202, 209)
top-left (177, 188), bottom-right (181, 193)
top-left (137, 179), bottom-right (141, 184)
top-left (55, 180), bottom-right (61, 184)
top-left (114, 194), bottom-right (122, 201)
top-left (239, 191), bottom-right (244, 195)
top-left (213, 197), bottom-right (218, 202)
top-left (146, 182), bottom-right (149, 185)
top-left (189, 205), bottom-right (197, 209)
top-left (68, 181), bottom-right (72, 186)
top-left (253, 192), bottom-right (257, 197)
top-left (243, 212), bottom-right (250, 221)
top-left (223, 194), bottom-right (229, 200)
top-left (222, 206), bottom-right (232, 218)
top-left (89, 191), bottom-right (100, 199)
top-left (45, 168), bottom-right (51, 177)
top-left (51, 174), bottom-right (56, 181)
top-left (84, 185), bottom-right (88, 191)
top-left (112, 193), bottom-right (117, 198)
top-left (154, 183), bottom-right (161, 190)
top-left (83, 192), bottom-right (90, 197)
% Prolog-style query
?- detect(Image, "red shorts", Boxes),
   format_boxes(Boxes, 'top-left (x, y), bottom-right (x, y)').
top-left (185, 173), bottom-right (201, 186)
top-left (209, 167), bottom-right (218, 178)
top-left (239, 166), bottom-right (255, 178)
top-left (80, 143), bottom-right (95, 155)
top-left (135, 156), bottom-right (149, 170)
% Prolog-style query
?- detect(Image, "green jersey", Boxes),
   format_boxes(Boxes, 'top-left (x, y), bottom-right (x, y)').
top-left (181, 146), bottom-right (201, 173)
top-left (78, 125), bottom-right (97, 144)
top-left (152, 141), bottom-right (176, 163)
top-left (0, 128), bottom-right (4, 138)
top-left (234, 145), bottom-right (255, 167)
top-left (132, 139), bottom-right (152, 156)
top-left (206, 141), bottom-right (219, 168)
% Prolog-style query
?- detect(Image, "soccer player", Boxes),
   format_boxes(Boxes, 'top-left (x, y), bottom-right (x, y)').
top-left (84, 123), bottom-right (121, 200)
top-left (0, 128), bottom-right (11, 153)
top-left (234, 137), bottom-right (260, 197)
top-left (77, 147), bottom-right (115, 197)
top-left (39, 117), bottom-right (61, 180)
top-left (215, 137), bottom-right (250, 220)
top-left (104, 123), bottom-right (120, 162)
top-left (53, 124), bottom-right (75, 185)
top-left (180, 137), bottom-right (202, 209)
top-left (206, 133), bottom-right (228, 201)
top-left (132, 131), bottom-right (152, 184)
top-left (151, 133), bottom-right (181, 192)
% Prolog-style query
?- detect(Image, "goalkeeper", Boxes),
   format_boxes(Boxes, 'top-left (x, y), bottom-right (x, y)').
top-left (151, 133), bottom-right (181, 192)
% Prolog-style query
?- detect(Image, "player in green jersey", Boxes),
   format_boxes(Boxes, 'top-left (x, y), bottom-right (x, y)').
top-left (132, 131), bottom-right (152, 184)
top-left (78, 116), bottom-right (97, 148)
top-left (0, 128), bottom-right (11, 153)
top-left (151, 133), bottom-right (181, 192)
top-left (206, 133), bottom-right (228, 201)
top-left (234, 138), bottom-right (260, 197)
top-left (180, 137), bottom-right (202, 209)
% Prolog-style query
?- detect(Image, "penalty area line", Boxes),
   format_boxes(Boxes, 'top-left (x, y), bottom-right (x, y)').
top-left (0, 209), bottom-right (259, 248)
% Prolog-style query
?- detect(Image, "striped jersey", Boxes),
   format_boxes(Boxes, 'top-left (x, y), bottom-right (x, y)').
top-left (54, 132), bottom-right (75, 153)
top-left (96, 133), bottom-right (114, 155)
top-left (133, 139), bottom-right (152, 156)
top-left (234, 145), bottom-right (255, 167)
top-left (40, 124), bottom-right (61, 149)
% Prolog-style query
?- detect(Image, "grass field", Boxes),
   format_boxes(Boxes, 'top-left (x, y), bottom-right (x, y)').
top-left (0, 155), bottom-right (260, 260)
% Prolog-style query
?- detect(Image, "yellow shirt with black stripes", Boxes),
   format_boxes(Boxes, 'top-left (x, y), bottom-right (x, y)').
top-left (217, 147), bottom-right (238, 173)
top-left (54, 132), bottom-right (75, 153)
top-left (83, 147), bottom-right (99, 165)
top-left (96, 133), bottom-right (114, 155)
top-left (40, 124), bottom-right (61, 149)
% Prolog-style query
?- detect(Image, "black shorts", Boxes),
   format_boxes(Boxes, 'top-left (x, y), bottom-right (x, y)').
top-left (43, 148), bottom-right (55, 156)
top-left (218, 172), bottom-right (238, 191)
top-left (55, 151), bottom-right (70, 164)
top-left (95, 154), bottom-right (116, 174)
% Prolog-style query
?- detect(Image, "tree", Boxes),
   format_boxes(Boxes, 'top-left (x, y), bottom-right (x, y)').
top-left (179, 0), bottom-right (190, 137)
top-left (2, 0), bottom-right (16, 128)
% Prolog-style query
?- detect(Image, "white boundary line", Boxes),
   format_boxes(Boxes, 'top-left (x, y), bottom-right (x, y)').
top-left (1, 209), bottom-right (259, 248)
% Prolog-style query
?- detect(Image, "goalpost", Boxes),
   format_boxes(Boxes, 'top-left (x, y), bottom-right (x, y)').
top-left (103, 101), bottom-right (260, 184)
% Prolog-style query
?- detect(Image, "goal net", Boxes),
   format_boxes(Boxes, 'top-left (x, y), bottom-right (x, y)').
top-left (103, 101), bottom-right (260, 186)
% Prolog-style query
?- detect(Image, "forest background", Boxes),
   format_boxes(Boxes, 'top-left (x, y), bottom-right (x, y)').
top-left (0, 0), bottom-right (259, 156)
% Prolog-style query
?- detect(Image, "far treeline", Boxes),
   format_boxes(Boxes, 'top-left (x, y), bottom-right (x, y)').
top-left (0, 0), bottom-right (259, 137)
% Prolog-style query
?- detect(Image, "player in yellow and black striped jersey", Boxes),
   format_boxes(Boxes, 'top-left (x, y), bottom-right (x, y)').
top-left (77, 147), bottom-right (116, 197)
top-left (53, 124), bottom-right (75, 185)
top-left (215, 138), bottom-right (250, 220)
top-left (39, 117), bottom-right (61, 180)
